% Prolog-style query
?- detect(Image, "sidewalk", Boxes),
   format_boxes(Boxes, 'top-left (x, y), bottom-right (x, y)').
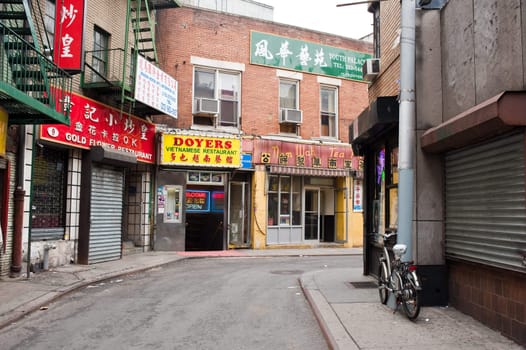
top-left (0, 249), bottom-right (522, 349)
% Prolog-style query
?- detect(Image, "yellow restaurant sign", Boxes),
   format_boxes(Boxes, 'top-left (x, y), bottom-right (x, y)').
top-left (161, 134), bottom-right (241, 167)
top-left (0, 107), bottom-right (7, 157)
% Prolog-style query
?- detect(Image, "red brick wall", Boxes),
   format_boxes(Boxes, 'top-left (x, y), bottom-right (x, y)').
top-left (155, 7), bottom-right (372, 143)
top-left (448, 260), bottom-right (526, 346)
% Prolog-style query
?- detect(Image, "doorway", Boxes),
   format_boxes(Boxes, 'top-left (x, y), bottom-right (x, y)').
top-left (228, 181), bottom-right (250, 247)
top-left (304, 187), bottom-right (320, 241)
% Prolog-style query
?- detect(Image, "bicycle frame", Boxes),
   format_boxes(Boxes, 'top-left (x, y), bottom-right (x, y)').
top-left (378, 231), bottom-right (422, 320)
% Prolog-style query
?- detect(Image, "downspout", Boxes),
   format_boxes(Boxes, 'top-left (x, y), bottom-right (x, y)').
top-left (397, 0), bottom-right (416, 262)
top-left (11, 126), bottom-right (26, 277)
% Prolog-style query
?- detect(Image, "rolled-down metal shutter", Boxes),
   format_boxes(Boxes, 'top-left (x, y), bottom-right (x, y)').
top-left (445, 132), bottom-right (526, 273)
top-left (89, 166), bottom-right (124, 264)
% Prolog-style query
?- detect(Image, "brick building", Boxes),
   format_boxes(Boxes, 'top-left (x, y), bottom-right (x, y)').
top-left (153, 5), bottom-right (372, 250)
top-left (351, 0), bottom-right (525, 345)
top-left (0, 0), bottom-right (181, 276)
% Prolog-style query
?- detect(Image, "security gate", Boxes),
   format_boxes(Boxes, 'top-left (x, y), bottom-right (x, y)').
top-left (88, 166), bottom-right (124, 263)
top-left (445, 132), bottom-right (526, 272)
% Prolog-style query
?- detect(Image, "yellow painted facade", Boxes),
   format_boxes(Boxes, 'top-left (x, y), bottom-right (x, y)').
top-left (249, 166), bottom-right (363, 249)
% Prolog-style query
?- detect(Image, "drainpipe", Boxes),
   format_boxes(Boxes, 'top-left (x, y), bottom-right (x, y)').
top-left (397, 0), bottom-right (416, 262)
top-left (10, 126), bottom-right (26, 277)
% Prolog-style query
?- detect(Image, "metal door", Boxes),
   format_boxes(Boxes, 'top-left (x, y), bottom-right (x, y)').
top-left (89, 166), bottom-right (124, 264)
top-left (228, 181), bottom-right (249, 246)
top-left (155, 171), bottom-right (186, 251)
top-left (304, 187), bottom-right (320, 241)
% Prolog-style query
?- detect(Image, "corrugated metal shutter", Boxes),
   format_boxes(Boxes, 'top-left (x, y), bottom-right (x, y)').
top-left (445, 132), bottom-right (526, 273)
top-left (89, 166), bottom-right (123, 264)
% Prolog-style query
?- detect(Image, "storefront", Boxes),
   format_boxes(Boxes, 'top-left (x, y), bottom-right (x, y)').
top-left (350, 96), bottom-right (399, 275)
top-left (247, 137), bottom-right (361, 248)
top-left (156, 131), bottom-right (248, 251)
top-left (39, 92), bottom-right (156, 265)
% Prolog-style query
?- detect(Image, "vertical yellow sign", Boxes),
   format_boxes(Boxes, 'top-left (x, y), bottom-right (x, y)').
top-left (0, 107), bottom-right (7, 157)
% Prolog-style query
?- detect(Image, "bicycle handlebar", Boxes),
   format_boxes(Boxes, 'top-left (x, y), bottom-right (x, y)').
top-left (378, 231), bottom-right (397, 239)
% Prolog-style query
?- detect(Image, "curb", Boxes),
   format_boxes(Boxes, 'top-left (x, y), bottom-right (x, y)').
top-left (299, 272), bottom-right (358, 350)
top-left (0, 258), bottom-right (187, 331)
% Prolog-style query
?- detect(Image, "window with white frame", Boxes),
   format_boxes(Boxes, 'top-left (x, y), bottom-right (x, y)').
top-left (320, 86), bottom-right (338, 138)
top-left (279, 79), bottom-right (300, 135)
top-left (193, 67), bottom-right (240, 128)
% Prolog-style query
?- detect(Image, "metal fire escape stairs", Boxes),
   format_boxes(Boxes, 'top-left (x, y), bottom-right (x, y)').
top-left (122, 0), bottom-right (180, 117)
top-left (0, 0), bottom-right (71, 125)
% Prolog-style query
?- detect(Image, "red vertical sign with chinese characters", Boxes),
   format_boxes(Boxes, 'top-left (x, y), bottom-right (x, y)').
top-left (54, 0), bottom-right (85, 73)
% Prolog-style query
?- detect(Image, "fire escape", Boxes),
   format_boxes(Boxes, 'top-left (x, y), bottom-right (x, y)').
top-left (0, 0), bottom-right (71, 125)
top-left (81, 0), bottom-right (180, 117)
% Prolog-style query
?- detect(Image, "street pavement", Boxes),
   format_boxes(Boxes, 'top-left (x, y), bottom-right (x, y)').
top-left (0, 248), bottom-right (522, 349)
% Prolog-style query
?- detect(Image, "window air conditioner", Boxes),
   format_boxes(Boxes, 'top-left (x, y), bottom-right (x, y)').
top-left (279, 108), bottom-right (303, 124)
top-left (194, 98), bottom-right (219, 115)
top-left (362, 58), bottom-right (380, 81)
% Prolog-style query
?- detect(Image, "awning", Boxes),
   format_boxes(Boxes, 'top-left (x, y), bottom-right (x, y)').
top-left (421, 91), bottom-right (526, 153)
top-left (270, 165), bottom-right (350, 177)
top-left (350, 96), bottom-right (399, 155)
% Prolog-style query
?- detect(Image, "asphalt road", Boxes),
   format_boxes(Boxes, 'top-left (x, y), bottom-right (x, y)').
top-left (0, 255), bottom-right (362, 350)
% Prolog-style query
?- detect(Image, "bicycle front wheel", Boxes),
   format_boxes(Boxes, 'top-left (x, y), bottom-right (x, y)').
top-left (401, 276), bottom-right (420, 320)
top-left (378, 262), bottom-right (389, 304)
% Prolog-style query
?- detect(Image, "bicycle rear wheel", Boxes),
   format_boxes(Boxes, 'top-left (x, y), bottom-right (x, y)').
top-left (401, 277), bottom-right (420, 320)
top-left (377, 262), bottom-right (388, 304)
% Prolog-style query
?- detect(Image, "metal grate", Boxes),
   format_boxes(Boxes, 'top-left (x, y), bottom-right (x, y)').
top-left (347, 281), bottom-right (378, 289)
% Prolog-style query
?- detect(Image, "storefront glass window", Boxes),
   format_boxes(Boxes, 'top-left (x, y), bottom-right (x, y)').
top-left (163, 185), bottom-right (183, 223)
top-left (31, 147), bottom-right (67, 240)
top-left (268, 175), bottom-right (301, 226)
top-left (388, 148), bottom-right (399, 230)
top-left (292, 177), bottom-right (301, 225)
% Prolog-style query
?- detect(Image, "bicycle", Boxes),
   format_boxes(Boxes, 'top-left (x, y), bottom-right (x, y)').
top-left (377, 231), bottom-right (422, 320)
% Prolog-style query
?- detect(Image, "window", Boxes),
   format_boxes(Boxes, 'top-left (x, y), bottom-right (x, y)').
top-left (92, 26), bottom-right (109, 81)
top-left (193, 68), bottom-right (240, 128)
top-left (31, 147), bottom-right (68, 240)
top-left (163, 185), bottom-right (183, 223)
top-left (279, 79), bottom-right (300, 135)
top-left (44, 0), bottom-right (55, 57)
top-left (320, 86), bottom-right (337, 138)
top-left (268, 175), bottom-right (301, 226)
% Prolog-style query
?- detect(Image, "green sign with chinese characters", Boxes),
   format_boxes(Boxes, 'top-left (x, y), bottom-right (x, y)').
top-left (250, 31), bottom-right (372, 81)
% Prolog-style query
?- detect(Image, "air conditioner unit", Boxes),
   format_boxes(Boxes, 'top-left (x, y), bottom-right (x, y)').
top-left (362, 58), bottom-right (380, 81)
top-left (279, 108), bottom-right (303, 124)
top-left (194, 98), bottom-right (219, 115)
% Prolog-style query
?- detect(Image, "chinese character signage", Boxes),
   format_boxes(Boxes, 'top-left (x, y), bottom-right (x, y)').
top-left (250, 31), bottom-right (372, 81)
top-left (353, 179), bottom-right (363, 212)
top-left (135, 55), bottom-right (178, 118)
top-left (40, 92), bottom-right (155, 163)
top-left (54, 0), bottom-right (85, 73)
top-left (252, 139), bottom-right (357, 170)
top-left (161, 134), bottom-right (241, 168)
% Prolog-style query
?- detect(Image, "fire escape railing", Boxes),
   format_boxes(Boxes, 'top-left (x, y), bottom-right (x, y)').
top-left (0, 22), bottom-right (72, 125)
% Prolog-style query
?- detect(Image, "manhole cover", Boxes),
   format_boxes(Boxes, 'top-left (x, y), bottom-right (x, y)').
top-left (347, 281), bottom-right (378, 289)
top-left (270, 270), bottom-right (304, 275)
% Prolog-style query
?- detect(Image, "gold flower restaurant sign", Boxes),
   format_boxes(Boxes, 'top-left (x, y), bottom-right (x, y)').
top-left (161, 134), bottom-right (241, 167)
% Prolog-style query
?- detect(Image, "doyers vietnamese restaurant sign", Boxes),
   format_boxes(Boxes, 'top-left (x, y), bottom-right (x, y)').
top-left (161, 134), bottom-right (241, 168)
top-left (40, 92), bottom-right (155, 163)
